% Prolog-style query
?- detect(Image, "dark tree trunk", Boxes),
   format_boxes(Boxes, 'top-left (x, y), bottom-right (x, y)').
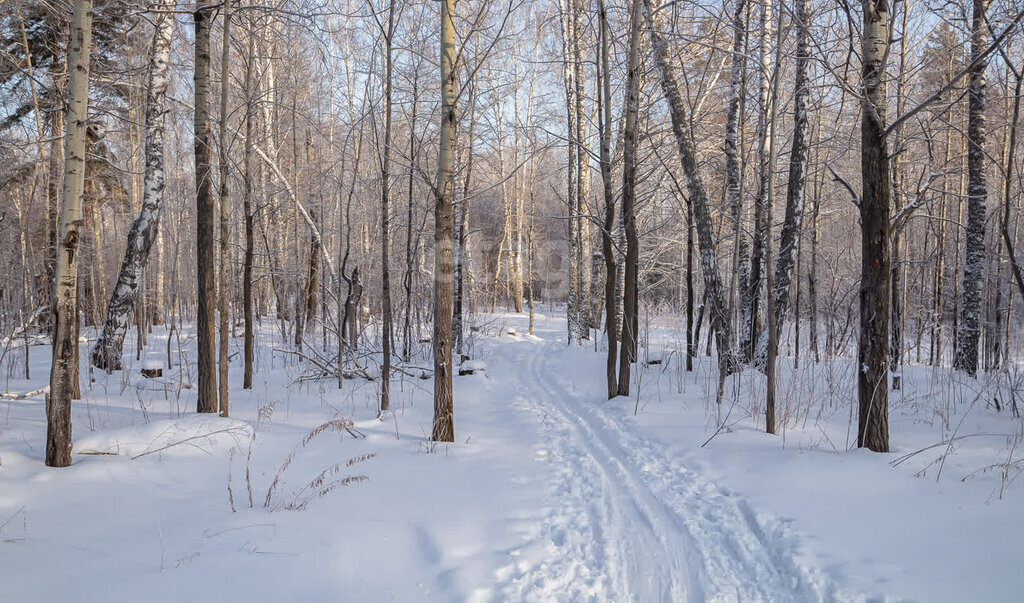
top-left (858, 0), bottom-right (891, 452)
top-left (433, 0), bottom-right (456, 443)
top-left (217, 0), bottom-right (231, 417)
top-left (242, 24), bottom-right (255, 390)
top-left (743, 0), bottom-right (772, 362)
top-left (617, 0), bottom-right (643, 397)
top-left (687, 201), bottom-right (695, 372)
top-left (954, 0), bottom-right (990, 376)
top-left (403, 73), bottom-right (418, 362)
top-left (194, 0), bottom-right (218, 414)
top-left (598, 0), bottom-right (618, 398)
top-left (454, 82), bottom-right (475, 357)
top-left (380, 0), bottom-right (396, 413)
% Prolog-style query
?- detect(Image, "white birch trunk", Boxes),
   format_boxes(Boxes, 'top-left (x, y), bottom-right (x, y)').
top-left (90, 0), bottom-right (174, 372)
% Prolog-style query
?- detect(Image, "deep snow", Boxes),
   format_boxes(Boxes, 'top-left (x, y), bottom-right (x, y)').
top-left (1, 311), bottom-right (1022, 601)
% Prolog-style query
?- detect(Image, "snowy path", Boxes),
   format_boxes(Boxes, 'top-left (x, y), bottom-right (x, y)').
top-left (497, 335), bottom-right (833, 602)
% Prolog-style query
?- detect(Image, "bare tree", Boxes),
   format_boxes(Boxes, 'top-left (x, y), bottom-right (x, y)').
top-left (857, 0), bottom-right (891, 452)
top-left (954, 0), bottom-right (991, 376)
top-left (377, 0), bottom-right (397, 414)
top-left (617, 0), bottom-right (643, 397)
top-left (90, 0), bottom-right (175, 371)
top-left (754, 0), bottom-right (812, 369)
top-left (242, 12), bottom-right (255, 390)
top-left (597, 0), bottom-right (618, 398)
top-left (643, 0), bottom-right (738, 375)
top-left (46, 0), bottom-right (93, 467)
top-left (217, 0), bottom-right (232, 416)
top-left (432, 0), bottom-right (456, 443)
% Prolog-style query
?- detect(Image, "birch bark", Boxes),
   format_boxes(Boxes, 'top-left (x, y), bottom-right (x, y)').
top-left (90, 1), bottom-right (174, 371)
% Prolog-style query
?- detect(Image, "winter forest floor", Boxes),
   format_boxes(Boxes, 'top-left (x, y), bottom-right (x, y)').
top-left (1, 310), bottom-right (1022, 601)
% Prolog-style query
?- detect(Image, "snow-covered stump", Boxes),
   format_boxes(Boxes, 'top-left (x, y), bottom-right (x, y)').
top-left (141, 360), bottom-right (163, 379)
top-left (458, 360), bottom-right (486, 376)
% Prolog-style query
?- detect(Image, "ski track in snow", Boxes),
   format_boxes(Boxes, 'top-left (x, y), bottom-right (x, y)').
top-left (495, 337), bottom-right (837, 602)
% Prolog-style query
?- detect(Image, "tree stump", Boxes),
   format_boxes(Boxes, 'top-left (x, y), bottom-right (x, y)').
top-left (141, 361), bottom-right (163, 379)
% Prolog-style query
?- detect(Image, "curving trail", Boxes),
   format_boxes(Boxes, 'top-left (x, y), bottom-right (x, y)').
top-left (495, 336), bottom-right (835, 602)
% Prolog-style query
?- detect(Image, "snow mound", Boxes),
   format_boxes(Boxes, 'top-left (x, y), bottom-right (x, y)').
top-left (74, 415), bottom-right (251, 459)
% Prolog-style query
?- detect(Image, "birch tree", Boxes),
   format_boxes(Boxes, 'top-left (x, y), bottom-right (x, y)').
top-left (643, 0), bottom-right (739, 375)
top-left (754, 0), bottom-right (811, 369)
top-left (90, 0), bottom-right (174, 371)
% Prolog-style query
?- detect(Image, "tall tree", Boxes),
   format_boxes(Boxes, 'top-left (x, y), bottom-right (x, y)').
top-left (46, 0), bottom-right (93, 467)
top-left (954, 0), bottom-right (991, 376)
top-left (571, 0), bottom-right (591, 338)
top-left (597, 0), bottom-right (618, 398)
top-left (90, 0), bottom-right (175, 371)
top-left (217, 0), bottom-right (231, 416)
top-left (889, 0), bottom-right (909, 388)
top-left (724, 0), bottom-right (747, 340)
top-left (194, 0), bottom-right (218, 414)
top-left (378, 0), bottom-right (396, 414)
top-left (453, 77), bottom-right (474, 356)
top-left (643, 0), bottom-right (739, 374)
top-left (857, 0), bottom-right (891, 452)
top-left (242, 15), bottom-right (255, 390)
top-left (754, 0), bottom-right (811, 368)
top-left (764, 0), bottom-right (784, 434)
top-left (558, 0), bottom-right (582, 345)
top-left (617, 0), bottom-right (643, 396)
top-left (432, 0), bottom-right (456, 442)
top-left (743, 0), bottom-right (773, 361)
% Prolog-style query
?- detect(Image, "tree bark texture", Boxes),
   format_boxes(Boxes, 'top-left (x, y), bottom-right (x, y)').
top-left (617, 0), bottom-right (643, 397)
top-left (47, 0), bottom-right (93, 467)
top-left (954, 0), bottom-right (990, 376)
top-left (644, 0), bottom-right (738, 374)
top-left (194, 0), bottom-right (218, 414)
top-left (743, 0), bottom-right (772, 361)
top-left (754, 0), bottom-right (811, 368)
top-left (432, 0), bottom-right (456, 443)
top-left (598, 0), bottom-right (618, 398)
top-left (217, 0), bottom-right (231, 416)
top-left (242, 20), bottom-right (255, 389)
top-left (858, 0), bottom-right (891, 452)
top-left (90, 1), bottom-right (174, 371)
top-left (380, 0), bottom-right (395, 413)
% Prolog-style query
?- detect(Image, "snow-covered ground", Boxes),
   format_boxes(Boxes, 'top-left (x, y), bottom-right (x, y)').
top-left (1, 311), bottom-right (1022, 601)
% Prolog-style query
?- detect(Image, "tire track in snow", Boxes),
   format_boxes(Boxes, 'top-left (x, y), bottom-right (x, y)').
top-left (507, 338), bottom-right (835, 602)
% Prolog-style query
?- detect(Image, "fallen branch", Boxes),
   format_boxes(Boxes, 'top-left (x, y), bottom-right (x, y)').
top-left (0, 386), bottom-right (48, 400)
top-left (130, 426), bottom-right (249, 460)
top-left (890, 432), bottom-right (1007, 467)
